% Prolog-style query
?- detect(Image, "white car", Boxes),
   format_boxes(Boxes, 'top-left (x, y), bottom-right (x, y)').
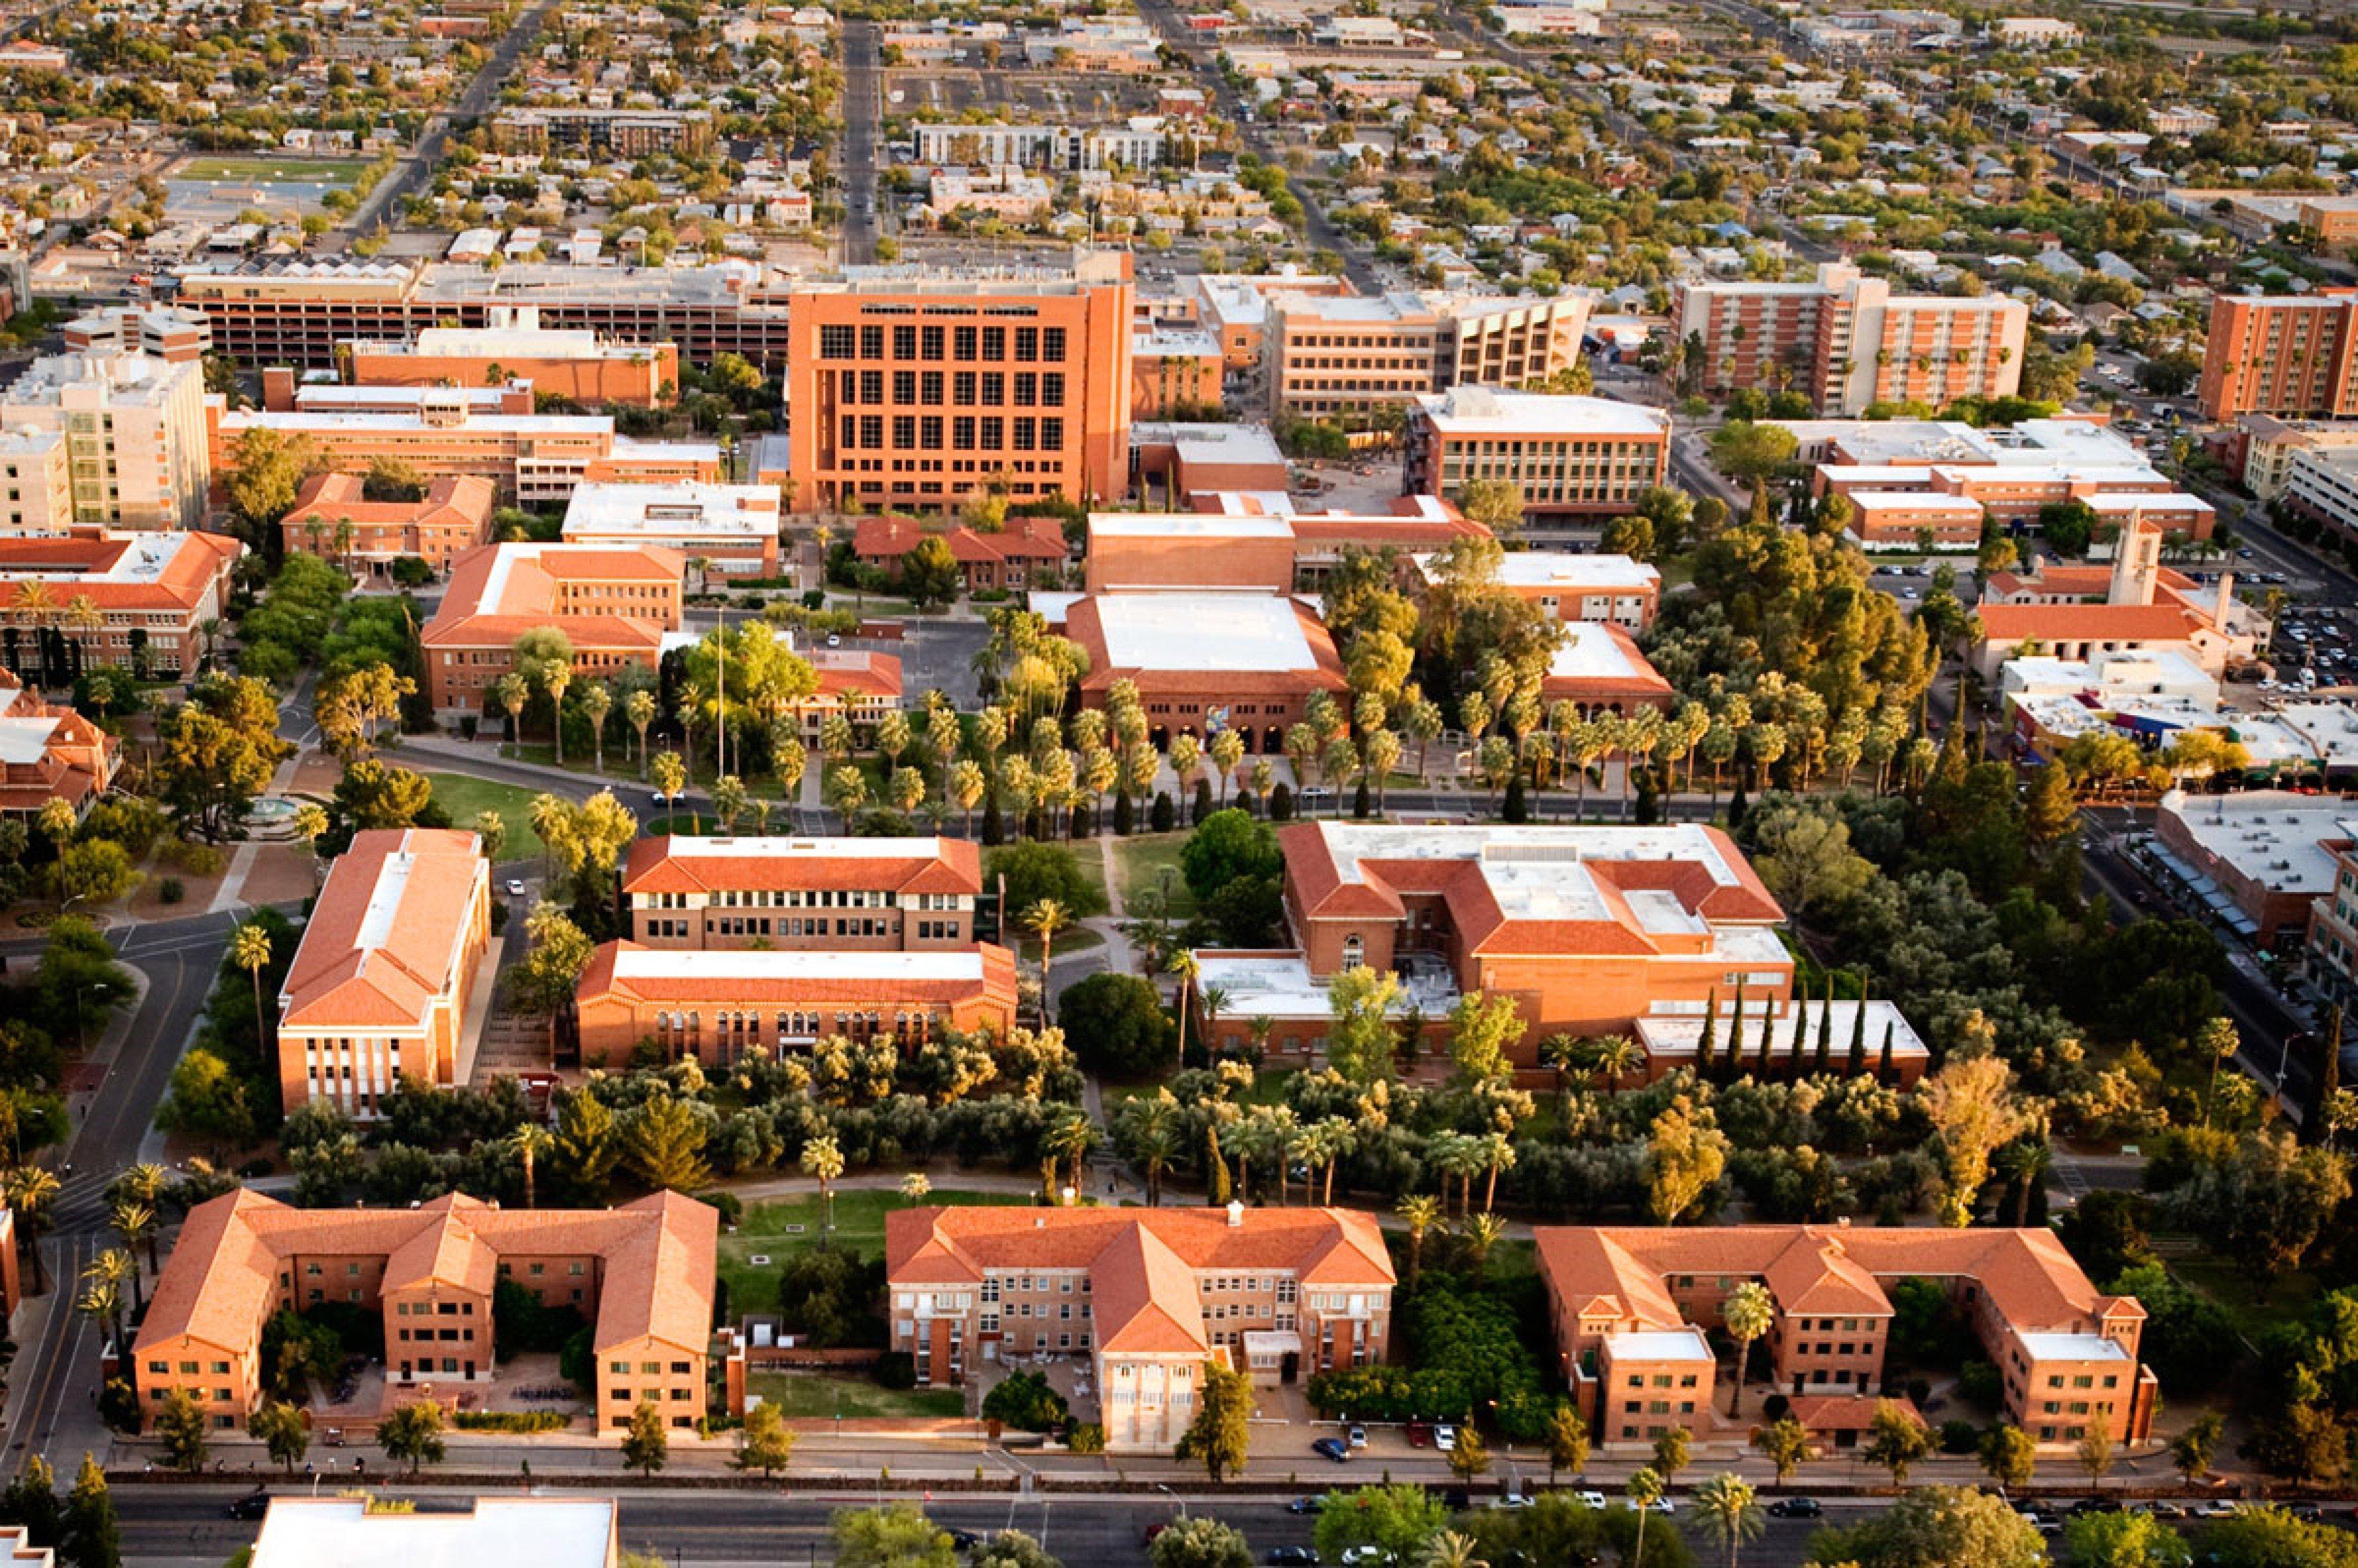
top-left (505, 880), bottom-right (526, 897)
top-left (1346, 1425), bottom-right (1368, 1449)
top-left (1635, 1496), bottom-right (1676, 1515)
top-left (2194, 1502), bottom-right (2243, 1519)
top-left (1575, 1491), bottom-right (1609, 1510)
top-left (1340, 1550), bottom-right (1390, 1566)
top-left (1433, 1425), bottom-right (1457, 1453)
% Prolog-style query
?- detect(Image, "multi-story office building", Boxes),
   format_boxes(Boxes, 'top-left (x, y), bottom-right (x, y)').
top-left (1675, 263), bottom-right (2027, 415)
top-left (574, 942), bottom-right (1020, 1066)
top-left (1535, 1225), bottom-right (2154, 1448)
top-left (0, 352), bottom-right (211, 530)
top-left (0, 529), bottom-right (241, 678)
top-left (1131, 326), bottom-right (1223, 417)
top-left (2198, 292), bottom-right (2358, 422)
top-left (559, 483), bottom-right (780, 577)
top-left (620, 835), bottom-right (982, 950)
top-left (1411, 549), bottom-right (1662, 629)
top-left (2233, 416), bottom-right (2358, 502)
top-left (911, 121), bottom-right (1169, 171)
top-left (134, 1190), bottom-right (715, 1430)
top-left (0, 430), bottom-right (70, 537)
top-left (1050, 591), bottom-right (1348, 753)
top-left (492, 108), bottom-right (714, 157)
top-left (278, 828), bottom-right (491, 1116)
top-left (61, 305), bottom-right (212, 363)
top-left (281, 473), bottom-right (497, 579)
top-left (780, 252), bottom-right (1136, 513)
top-left (420, 542), bottom-right (682, 717)
top-left (1263, 292), bottom-right (1589, 421)
top-left (344, 308), bottom-right (680, 409)
top-left (171, 259), bottom-right (795, 371)
top-left (884, 1204), bottom-right (1396, 1451)
top-left (1401, 386), bottom-right (1670, 522)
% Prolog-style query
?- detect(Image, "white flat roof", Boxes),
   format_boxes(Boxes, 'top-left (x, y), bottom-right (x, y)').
top-left (2015, 1331), bottom-right (2131, 1362)
top-left (1189, 952), bottom-right (1455, 1019)
top-left (1093, 592), bottom-right (1317, 672)
top-left (1089, 511), bottom-right (1294, 540)
top-left (1486, 551), bottom-right (1661, 591)
top-left (1417, 385), bottom-right (1670, 437)
top-left (648, 836), bottom-right (957, 860)
top-left (1605, 1328), bottom-right (1714, 1361)
top-left (561, 481), bottom-right (779, 539)
top-left (1549, 623), bottom-right (1651, 683)
top-left (613, 948), bottom-right (989, 982)
top-left (251, 1498), bottom-right (615, 1568)
top-left (2158, 789), bottom-right (2354, 895)
top-left (1846, 490), bottom-right (1983, 512)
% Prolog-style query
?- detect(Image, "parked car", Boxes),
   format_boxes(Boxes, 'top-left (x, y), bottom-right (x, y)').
top-left (1574, 1492), bottom-right (1609, 1510)
top-left (1635, 1496), bottom-right (1676, 1516)
top-left (1312, 1437), bottom-right (1352, 1463)
top-left (1269, 1550), bottom-right (1320, 1566)
top-left (1347, 1426), bottom-right (1368, 1450)
top-left (2130, 1502), bottom-right (2188, 1519)
top-left (1406, 1422), bottom-right (1430, 1448)
top-left (1493, 1494), bottom-right (1535, 1510)
top-left (2287, 1504), bottom-right (2325, 1523)
top-left (504, 879), bottom-right (526, 896)
top-left (1434, 1424), bottom-right (1458, 1453)
top-left (1340, 1550), bottom-right (1391, 1567)
top-left (2195, 1502), bottom-right (2243, 1519)
top-left (1287, 1497), bottom-right (1322, 1515)
top-left (1767, 1498), bottom-right (1823, 1519)
top-left (2068, 1499), bottom-right (2122, 1516)
top-left (2014, 1506), bottom-right (2062, 1536)
top-left (651, 790), bottom-right (680, 807)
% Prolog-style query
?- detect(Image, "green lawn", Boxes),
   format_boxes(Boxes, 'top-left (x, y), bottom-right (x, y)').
top-left (180, 154), bottom-right (370, 184)
top-left (2161, 1241), bottom-right (2316, 1337)
top-left (1111, 833), bottom-right (1193, 917)
top-left (719, 1188), bottom-right (1034, 1308)
top-left (748, 1370), bottom-right (965, 1420)
top-left (422, 772), bottom-right (547, 862)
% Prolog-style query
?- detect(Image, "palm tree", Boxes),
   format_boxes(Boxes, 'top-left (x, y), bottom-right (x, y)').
top-left (1479, 1130), bottom-right (1516, 1213)
top-left (1582, 1034), bottom-right (1642, 1094)
top-left (1422, 1533), bottom-right (1487, 1568)
top-left (1460, 1211), bottom-right (1506, 1274)
top-left (1627, 1465), bottom-right (1667, 1568)
top-left (1044, 1109), bottom-right (1094, 1200)
top-left (578, 681), bottom-right (613, 774)
top-left (1025, 899), bottom-right (1073, 1017)
top-left (494, 672), bottom-right (529, 744)
top-left (1396, 1193), bottom-right (1442, 1284)
top-left (76, 1270), bottom-right (123, 1353)
top-left (800, 1135), bottom-right (845, 1240)
top-left (1721, 1282), bottom-right (1775, 1416)
top-left (509, 1124), bottom-right (554, 1209)
top-left (542, 659), bottom-right (574, 766)
top-left (63, 594), bottom-right (102, 664)
top-left (1539, 1033), bottom-right (1582, 1111)
top-left (232, 922), bottom-right (273, 1062)
top-left (1168, 950), bottom-right (1200, 1063)
top-left (1693, 1474), bottom-right (1764, 1568)
top-left (4, 1166), bottom-right (57, 1294)
top-left (1130, 1101), bottom-right (1180, 1207)
top-left (625, 688), bottom-right (658, 778)
top-left (1993, 1140), bottom-right (2052, 1228)
top-left (900, 1172), bottom-right (932, 1207)
top-left (109, 1201), bottom-right (155, 1311)
top-left (115, 1163), bottom-right (168, 1271)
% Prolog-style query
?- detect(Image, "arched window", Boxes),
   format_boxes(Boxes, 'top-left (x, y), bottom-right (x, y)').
top-left (1342, 934), bottom-right (1364, 971)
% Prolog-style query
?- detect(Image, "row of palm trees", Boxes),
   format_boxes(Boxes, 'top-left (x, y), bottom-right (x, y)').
top-left (1396, 1470), bottom-right (1765, 1568)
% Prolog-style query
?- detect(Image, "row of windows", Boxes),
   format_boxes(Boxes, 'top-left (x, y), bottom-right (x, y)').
top-left (834, 369), bottom-right (1068, 408)
top-left (817, 323), bottom-right (1068, 363)
top-left (838, 415), bottom-right (1065, 453)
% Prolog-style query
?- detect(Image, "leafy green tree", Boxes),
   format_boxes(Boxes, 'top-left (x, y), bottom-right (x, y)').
top-left (155, 1389), bottom-right (208, 1473)
top-left (973, 1531), bottom-right (1062, 1568)
top-left (831, 1505), bottom-right (957, 1568)
top-left (60, 1454), bottom-right (117, 1568)
top-left (1693, 1475), bottom-right (1762, 1568)
top-left (1979, 1423), bottom-right (2036, 1491)
top-left (622, 1399), bottom-right (669, 1477)
top-left (379, 1400), bottom-right (446, 1475)
top-left (1057, 972), bottom-right (1177, 1077)
top-left (984, 842), bottom-right (1105, 918)
top-left (621, 1093), bottom-right (712, 1192)
top-left (1150, 1518), bottom-right (1253, 1568)
top-left (1546, 1403), bottom-right (1590, 1483)
top-left (224, 427), bottom-right (319, 534)
top-left (1178, 809), bottom-right (1281, 900)
top-left (735, 1402), bottom-right (796, 1477)
top-left (1810, 1487), bottom-right (2045, 1568)
top-left (899, 536), bottom-right (963, 610)
top-left (2065, 1512), bottom-right (2191, 1568)
top-left (0, 1456), bottom-right (60, 1548)
top-left (1752, 1416), bottom-right (1813, 1488)
top-left (247, 1400), bottom-right (309, 1473)
top-left (1175, 1357), bottom-right (1254, 1482)
top-left (1861, 1402), bottom-right (1934, 1488)
top-left (2195, 1510), bottom-right (2358, 1568)
top-left (1314, 1485), bottom-right (1449, 1567)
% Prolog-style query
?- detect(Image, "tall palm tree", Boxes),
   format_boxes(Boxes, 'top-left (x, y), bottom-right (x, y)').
top-left (1539, 1033), bottom-right (1582, 1112)
top-left (1721, 1282), bottom-right (1775, 1416)
top-left (231, 922), bottom-right (273, 1062)
top-left (625, 688), bottom-right (658, 778)
top-left (1044, 1108), bottom-right (1094, 1201)
top-left (509, 1124), bottom-right (554, 1209)
top-left (4, 1166), bottom-right (57, 1294)
top-left (542, 659), bottom-right (574, 767)
top-left (1627, 1467), bottom-right (1667, 1568)
top-left (1480, 1131), bottom-right (1516, 1213)
top-left (109, 1201), bottom-right (155, 1311)
top-left (1994, 1140), bottom-right (2052, 1228)
top-left (1422, 1533), bottom-right (1487, 1568)
top-left (1693, 1474), bottom-right (1764, 1568)
top-left (1583, 1034), bottom-right (1643, 1095)
top-left (1132, 1104), bottom-right (1180, 1208)
top-left (1397, 1193), bottom-right (1442, 1284)
top-left (63, 595), bottom-right (103, 664)
top-left (76, 1270), bottom-right (123, 1352)
top-left (800, 1135), bottom-right (845, 1240)
top-left (578, 682), bottom-right (613, 774)
top-left (12, 580), bottom-right (56, 682)
top-left (114, 1164), bottom-right (168, 1272)
top-left (1460, 1211), bottom-right (1506, 1274)
top-left (1025, 899), bottom-right (1073, 1017)
top-left (1168, 950), bottom-right (1201, 1063)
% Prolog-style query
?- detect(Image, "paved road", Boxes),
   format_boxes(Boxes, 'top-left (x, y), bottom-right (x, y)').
top-left (332, 0), bottom-right (559, 247)
top-left (840, 20), bottom-right (882, 265)
top-left (108, 1482), bottom-right (1905, 1568)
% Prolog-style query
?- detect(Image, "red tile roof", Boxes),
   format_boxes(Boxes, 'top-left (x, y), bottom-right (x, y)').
top-left (619, 835), bottom-right (982, 898)
top-left (282, 829), bottom-right (486, 1031)
top-left (284, 472), bottom-right (499, 534)
top-left (854, 516), bottom-right (1067, 565)
top-left (1975, 604), bottom-right (2201, 643)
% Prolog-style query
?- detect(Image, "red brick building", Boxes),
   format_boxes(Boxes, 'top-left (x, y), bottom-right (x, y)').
top-left (281, 473), bottom-right (498, 580)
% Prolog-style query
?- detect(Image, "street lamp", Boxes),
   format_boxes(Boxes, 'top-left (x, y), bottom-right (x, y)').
top-left (1155, 1483), bottom-right (1188, 1520)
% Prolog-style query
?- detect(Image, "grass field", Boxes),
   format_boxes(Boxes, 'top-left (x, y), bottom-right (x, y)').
top-left (179, 155), bottom-right (370, 184)
top-left (718, 1188), bottom-right (1034, 1308)
top-left (422, 773), bottom-right (547, 862)
top-left (1110, 833), bottom-right (1193, 917)
top-left (747, 1370), bottom-right (965, 1420)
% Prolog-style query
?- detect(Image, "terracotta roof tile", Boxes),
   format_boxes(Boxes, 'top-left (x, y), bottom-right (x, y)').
top-left (282, 829), bottom-right (486, 1031)
top-left (618, 836), bottom-right (982, 899)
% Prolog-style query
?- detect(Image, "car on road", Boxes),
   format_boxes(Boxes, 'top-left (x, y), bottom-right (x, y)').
top-left (505, 879), bottom-right (526, 896)
top-left (1287, 1497), bottom-right (1322, 1515)
top-left (1767, 1498), bottom-right (1823, 1519)
top-left (225, 1492), bottom-right (270, 1521)
top-left (1312, 1437), bottom-right (1352, 1462)
top-left (2287, 1504), bottom-right (2325, 1523)
top-left (1634, 1496), bottom-right (1676, 1515)
top-left (1574, 1491), bottom-right (1609, 1510)
top-left (1347, 1425), bottom-right (1368, 1449)
top-left (1269, 1550), bottom-right (1320, 1566)
top-left (946, 1528), bottom-right (982, 1550)
top-left (651, 791), bottom-right (680, 807)
top-left (2128, 1502), bottom-right (2187, 1519)
top-left (2195, 1501), bottom-right (2244, 1519)
top-left (1340, 1549), bottom-right (1391, 1567)
top-left (1493, 1494), bottom-right (1535, 1510)
top-left (2068, 1499), bottom-right (2121, 1516)
top-left (1433, 1424), bottom-right (1458, 1453)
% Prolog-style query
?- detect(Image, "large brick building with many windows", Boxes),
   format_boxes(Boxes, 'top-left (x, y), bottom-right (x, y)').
top-left (619, 835), bottom-right (982, 950)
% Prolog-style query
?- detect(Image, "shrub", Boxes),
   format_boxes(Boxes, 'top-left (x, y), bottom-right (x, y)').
top-left (699, 1190), bottom-right (745, 1228)
top-left (982, 841), bottom-right (1104, 920)
top-left (1150, 791), bottom-right (1175, 833)
top-left (1939, 1419), bottom-right (1980, 1454)
top-left (1066, 1422), bottom-right (1106, 1454)
top-left (160, 840), bottom-right (226, 877)
top-left (454, 1410), bottom-right (568, 1432)
top-left (875, 1351), bottom-right (917, 1390)
top-left (981, 1372), bottom-right (1068, 1432)
top-left (1059, 972), bottom-right (1178, 1078)
top-left (158, 877), bottom-right (184, 906)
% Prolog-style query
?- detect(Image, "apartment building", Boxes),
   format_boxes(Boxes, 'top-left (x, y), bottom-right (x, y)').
top-left (560, 483), bottom-right (780, 578)
top-left (911, 121), bottom-right (1169, 171)
top-left (0, 669), bottom-right (119, 820)
top-left (2282, 442), bottom-right (2358, 546)
top-left (1534, 1225), bottom-right (2154, 1448)
top-left (344, 309), bottom-right (680, 409)
top-left (0, 430), bottom-right (70, 536)
top-left (280, 473), bottom-right (497, 579)
top-left (1409, 549), bottom-right (1662, 629)
top-left (61, 305), bottom-right (212, 363)
top-left (1087, 495), bottom-right (1487, 593)
top-left (1049, 591), bottom-right (1348, 751)
top-left (1675, 263), bottom-right (2027, 416)
top-left (171, 259), bottom-right (796, 371)
top-left (134, 1190), bottom-right (715, 1430)
top-left (620, 835), bottom-right (982, 950)
top-left (1401, 386), bottom-right (1671, 522)
top-left (781, 254), bottom-right (1136, 514)
top-left (1263, 291), bottom-right (1589, 422)
top-left (2197, 293), bottom-right (2358, 422)
top-left (491, 108), bottom-right (714, 157)
top-left (574, 942), bottom-right (1020, 1066)
top-left (884, 1204), bottom-right (1396, 1451)
top-left (1194, 820), bottom-right (1926, 1085)
top-left (251, 1499), bottom-right (618, 1568)
top-left (420, 542), bottom-right (682, 718)
top-left (278, 828), bottom-right (491, 1116)
top-left (0, 352), bottom-right (211, 530)
top-left (2233, 416), bottom-right (2358, 503)
top-left (0, 529), bottom-right (241, 679)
